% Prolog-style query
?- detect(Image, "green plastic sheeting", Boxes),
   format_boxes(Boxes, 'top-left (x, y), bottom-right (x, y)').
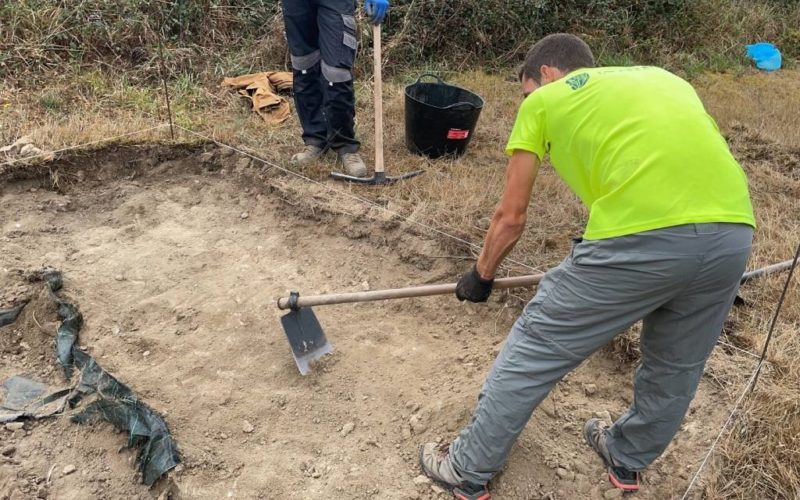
top-left (0, 270), bottom-right (180, 486)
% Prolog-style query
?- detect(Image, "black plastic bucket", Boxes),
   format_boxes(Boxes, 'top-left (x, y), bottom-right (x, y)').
top-left (405, 74), bottom-right (484, 159)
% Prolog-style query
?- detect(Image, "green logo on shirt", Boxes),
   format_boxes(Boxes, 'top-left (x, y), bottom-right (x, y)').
top-left (566, 73), bottom-right (590, 90)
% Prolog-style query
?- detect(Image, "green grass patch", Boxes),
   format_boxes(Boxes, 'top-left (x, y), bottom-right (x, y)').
top-left (37, 92), bottom-right (63, 114)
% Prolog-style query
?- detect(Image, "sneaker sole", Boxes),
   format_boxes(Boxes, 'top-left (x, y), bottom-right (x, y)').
top-left (608, 470), bottom-right (640, 491)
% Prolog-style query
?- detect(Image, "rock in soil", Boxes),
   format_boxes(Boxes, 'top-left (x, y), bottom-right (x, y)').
top-left (62, 464), bottom-right (77, 475)
top-left (340, 422), bottom-right (356, 437)
top-left (413, 475), bottom-right (431, 485)
top-left (604, 488), bottom-right (623, 499)
top-left (594, 410), bottom-right (613, 423)
top-left (430, 484), bottom-right (446, 494)
top-left (409, 414), bottom-right (428, 434)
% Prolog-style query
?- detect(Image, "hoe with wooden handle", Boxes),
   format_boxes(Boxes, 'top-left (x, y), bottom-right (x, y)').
top-left (277, 274), bottom-right (543, 374)
top-left (276, 260), bottom-right (795, 375)
top-left (331, 23), bottom-right (423, 184)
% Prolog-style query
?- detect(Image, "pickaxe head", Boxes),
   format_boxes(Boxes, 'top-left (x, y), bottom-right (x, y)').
top-left (330, 170), bottom-right (424, 185)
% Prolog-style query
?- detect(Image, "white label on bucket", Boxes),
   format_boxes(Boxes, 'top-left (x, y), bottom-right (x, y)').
top-left (447, 129), bottom-right (470, 140)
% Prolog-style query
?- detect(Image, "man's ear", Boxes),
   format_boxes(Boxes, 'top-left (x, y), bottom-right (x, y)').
top-left (539, 64), bottom-right (558, 85)
top-left (539, 65), bottom-right (550, 83)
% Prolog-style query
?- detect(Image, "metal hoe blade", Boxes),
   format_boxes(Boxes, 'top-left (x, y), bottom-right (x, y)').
top-left (280, 307), bottom-right (332, 375)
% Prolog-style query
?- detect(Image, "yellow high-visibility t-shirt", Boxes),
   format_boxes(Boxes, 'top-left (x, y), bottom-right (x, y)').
top-left (506, 66), bottom-right (755, 240)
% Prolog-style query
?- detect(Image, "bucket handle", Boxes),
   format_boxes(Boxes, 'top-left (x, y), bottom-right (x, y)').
top-left (442, 101), bottom-right (479, 110)
top-left (411, 73), bottom-right (482, 110)
top-left (413, 73), bottom-right (445, 85)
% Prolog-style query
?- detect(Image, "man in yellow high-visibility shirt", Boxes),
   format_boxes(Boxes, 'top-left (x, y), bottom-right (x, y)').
top-left (419, 34), bottom-right (755, 499)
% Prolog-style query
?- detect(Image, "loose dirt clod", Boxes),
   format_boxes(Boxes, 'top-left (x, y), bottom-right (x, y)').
top-left (242, 420), bottom-right (255, 434)
top-left (340, 422), bottom-right (356, 437)
top-left (413, 474), bottom-right (430, 484)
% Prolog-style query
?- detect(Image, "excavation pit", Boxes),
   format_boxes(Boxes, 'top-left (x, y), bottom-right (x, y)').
top-left (0, 144), bottom-right (751, 499)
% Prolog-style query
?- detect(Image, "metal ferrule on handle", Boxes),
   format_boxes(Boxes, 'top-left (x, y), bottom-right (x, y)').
top-left (277, 274), bottom-right (544, 310)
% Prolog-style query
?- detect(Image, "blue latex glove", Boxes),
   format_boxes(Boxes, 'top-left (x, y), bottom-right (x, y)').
top-left (746, 42), bottom-right (782, 72)
top-left (364, 0), bottom-right (389, 24)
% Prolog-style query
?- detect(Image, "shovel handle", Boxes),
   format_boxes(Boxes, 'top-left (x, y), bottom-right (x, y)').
top-left (277, 274), bottom-right (544, 310)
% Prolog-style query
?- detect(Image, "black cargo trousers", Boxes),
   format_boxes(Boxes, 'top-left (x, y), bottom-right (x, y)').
top-left (281, 0), bottom-right (360, 154)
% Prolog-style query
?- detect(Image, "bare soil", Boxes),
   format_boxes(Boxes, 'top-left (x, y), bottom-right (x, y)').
top-left (0, 146), bottom-right (756, 499)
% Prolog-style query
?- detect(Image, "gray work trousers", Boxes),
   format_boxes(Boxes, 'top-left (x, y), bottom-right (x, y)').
top-left (450, 223), bottom-right (753, 484)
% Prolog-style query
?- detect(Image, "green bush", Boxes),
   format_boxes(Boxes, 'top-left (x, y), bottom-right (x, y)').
top-left (381, 0), bottom-right (688, 68)
top-left (0, 0), bottom-right (796, 80)
top-left (0, 0), bottom-right (284, 77)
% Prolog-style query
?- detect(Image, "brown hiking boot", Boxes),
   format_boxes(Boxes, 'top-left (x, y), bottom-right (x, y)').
top-left (418, 443), bottom-right (491, 500)
top-left (338, 152), bottom-right (368, 178)
top-left (290, 144), bottom-right (324, 166)
top-left (584, 418), bottom-right (641, 491)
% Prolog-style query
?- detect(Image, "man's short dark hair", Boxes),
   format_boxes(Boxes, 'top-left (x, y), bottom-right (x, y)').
top-left (519, 34), bottom-right (595, 84)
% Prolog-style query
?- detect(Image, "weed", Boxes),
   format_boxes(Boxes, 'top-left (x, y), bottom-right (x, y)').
top-left (37, 93), bottom-right (63, 113)
top-left (119, 84), bottom-right (160, 116)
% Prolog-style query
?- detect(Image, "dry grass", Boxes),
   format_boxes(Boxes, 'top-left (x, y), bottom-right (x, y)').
top-left (2, 66), bottom-right (799, 498)
top-left (692, 72), bottom-right (800, 499)
top-left (697, 71), bottom-right (800, 147)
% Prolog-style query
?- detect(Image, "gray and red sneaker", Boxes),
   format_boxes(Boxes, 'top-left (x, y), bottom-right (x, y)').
top-left (584, 418), bottom-right (641, 491)
top-left (418, 443), bottom-right (491, 500)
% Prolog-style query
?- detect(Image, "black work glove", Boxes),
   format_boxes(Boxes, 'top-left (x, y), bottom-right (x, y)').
top-left (456, 266), bottom-right (494, 303)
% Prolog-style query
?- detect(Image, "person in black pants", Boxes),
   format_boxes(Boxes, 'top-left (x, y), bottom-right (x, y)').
top-left (281, 0), bottom-right (388, 177)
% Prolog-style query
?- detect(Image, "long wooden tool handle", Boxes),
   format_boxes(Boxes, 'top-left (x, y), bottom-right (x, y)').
top-left (373, 23), bottom-right (384, 175)
top-left (277, 257), bottom-right (796, 310)
top-left (740, 259), bottom-right (794, 284)
top-left (277, 274), bottom-right (544, 310)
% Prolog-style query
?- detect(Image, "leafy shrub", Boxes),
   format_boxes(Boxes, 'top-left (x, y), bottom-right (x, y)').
top-left (381, 0), bottom-right (688, 68)
top-left (0, 0), bottom-right (796, 80)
